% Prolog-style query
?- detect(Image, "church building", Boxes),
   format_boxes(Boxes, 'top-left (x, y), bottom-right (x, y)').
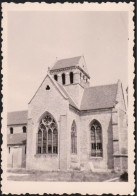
top-left (7, 56), bottom-right (128, 172)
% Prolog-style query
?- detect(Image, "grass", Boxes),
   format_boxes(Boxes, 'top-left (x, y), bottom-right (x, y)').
top-left (7, 169), bottom-right (120, 182)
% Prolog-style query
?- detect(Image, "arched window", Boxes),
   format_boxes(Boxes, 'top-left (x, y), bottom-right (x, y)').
top-left (70, 72), bottom-right (74, 84)
top-left (90, 120), bottom-right (103, 157)
top-left (62, 73), bottom-right (66, 85)
top-left (10, 127), bottom-right (13, 134)
top-left (43, 129), bottom-right (47, 153)
top-left (71, 120), bottom-right (77, 154)
top-left (48, 129), bottom-right (52, 153)
top-left (53, 128), bottom-right (58, 153)
top-left (37, 113), bottom-right (58, 154)
top-left (23, 126), bottom-right (27, 133)
top-left (9, 147), bottom-right (10, 154)
top-left (54, 74), bottom-right (58, 81)
top-left (38, 129), bottom-right (42, 154)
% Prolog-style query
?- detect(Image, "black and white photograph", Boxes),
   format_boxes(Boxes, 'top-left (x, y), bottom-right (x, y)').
top-left (2, 2), bottom-right (135, 195)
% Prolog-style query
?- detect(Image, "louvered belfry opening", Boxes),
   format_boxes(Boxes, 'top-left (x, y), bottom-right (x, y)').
top-left (62, 73), bottom-right (66, 85)
top-left (70, 72), bottom-right (74, 84)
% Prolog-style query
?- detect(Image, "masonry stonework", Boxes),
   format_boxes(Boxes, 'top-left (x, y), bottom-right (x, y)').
top-left (7, 56), bottom-right (128, 172)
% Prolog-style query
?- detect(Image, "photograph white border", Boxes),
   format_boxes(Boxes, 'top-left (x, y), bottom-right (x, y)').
top-left (2, 2), bottom-right (135, 194)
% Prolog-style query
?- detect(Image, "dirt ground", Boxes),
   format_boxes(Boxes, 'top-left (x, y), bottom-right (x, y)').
top-left (7, 169), bottom-right (120, 182)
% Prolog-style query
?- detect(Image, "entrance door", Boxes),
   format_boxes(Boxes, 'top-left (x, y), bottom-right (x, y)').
top-left (12, 147), bottom-right (22, 168)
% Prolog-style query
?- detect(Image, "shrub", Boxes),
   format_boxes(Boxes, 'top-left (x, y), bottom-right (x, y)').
top-left (120, 171), bottom-right (128, 181)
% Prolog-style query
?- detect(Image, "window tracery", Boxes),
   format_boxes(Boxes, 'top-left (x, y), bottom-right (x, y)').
top-left (90, 120), bottom-right (103, 157)
top-left (37, 113), bottom-right (58, 154)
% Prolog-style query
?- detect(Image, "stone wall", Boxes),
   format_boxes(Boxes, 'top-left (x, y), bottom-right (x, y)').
top-left (65, 84), bottom-right (84, 107)
top-left (80, 109), bottom-right (114, 171)
top-left (112, 80), bottom-right (128, 171)
top-left (7, 124), bottom-right (27, 134)
top-left (68, 108), bottom-right (80, 169)
top-left (26, 75), bottom-right (70, 171)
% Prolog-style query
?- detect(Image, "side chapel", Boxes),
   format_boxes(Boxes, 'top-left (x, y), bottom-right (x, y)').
top-left (7, 56), bottom-right (128, 171)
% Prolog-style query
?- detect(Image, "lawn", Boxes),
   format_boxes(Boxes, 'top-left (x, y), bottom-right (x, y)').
top-left (7, 169), bottom-right (121, 182)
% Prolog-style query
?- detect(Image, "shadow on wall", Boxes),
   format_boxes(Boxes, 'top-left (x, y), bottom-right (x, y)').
top-left (107, 119), bottom-right (114, 169)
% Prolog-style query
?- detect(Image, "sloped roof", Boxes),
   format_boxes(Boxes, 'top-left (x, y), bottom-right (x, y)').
top-left (51, 56), bottom-right (89, 77)
top-left (7, 83), bottom-right (118, 128)
top-left (51, 56), bottom-right (81, 70)
top-left (7, 133), bottom-right (26, 145)
top-left (57, 82), bottom-right (78, 109)
top-left (80, 84), bottom-right (118, 110)
top-left (7, 111), bottom-right (28, 125)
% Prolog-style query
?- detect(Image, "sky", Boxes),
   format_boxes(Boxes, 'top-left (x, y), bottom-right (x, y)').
top-left (7, 11), bottom-right (128, 112)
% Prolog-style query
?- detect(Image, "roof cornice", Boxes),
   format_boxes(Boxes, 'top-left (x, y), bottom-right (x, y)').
top-left (69, 104), bottom-right (113, 114)
top-left (7, 123), bottom-right (27, 126)
top-left (50, 66), bottom-right (90, 79)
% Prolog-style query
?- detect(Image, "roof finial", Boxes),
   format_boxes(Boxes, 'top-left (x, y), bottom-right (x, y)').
top-left (47, 66), bottom-right (50, 73)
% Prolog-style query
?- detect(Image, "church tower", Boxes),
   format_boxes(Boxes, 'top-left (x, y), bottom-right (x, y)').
top-left (49, 56), bottom-right (90, 107)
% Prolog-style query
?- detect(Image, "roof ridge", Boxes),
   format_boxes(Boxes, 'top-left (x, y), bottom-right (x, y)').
top-left (86, 83), bottom-right (117, 89)
top-left (8, 110), bottom-right (28, 114)
top-left (57, 55), bottom-right (81, 62)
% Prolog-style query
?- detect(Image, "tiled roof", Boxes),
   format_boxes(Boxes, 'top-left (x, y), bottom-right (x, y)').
top-left (7, 111), bottom-right (28, 125)
top-left (80, 84), bottom-right (118, 110)
top-left (51, 56), bottom-right (81, 70)
top-left (7, 84), bottom-right (118, 128)
top-left (7, 133), bottom-right (26, 145)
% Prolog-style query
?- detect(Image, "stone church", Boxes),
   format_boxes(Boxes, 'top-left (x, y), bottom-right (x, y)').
top-left (7, 56), bottom-right (128, 172)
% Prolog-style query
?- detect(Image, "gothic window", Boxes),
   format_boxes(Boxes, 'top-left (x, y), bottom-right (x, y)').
top-left (62, 73), bottom-right (66, 85)
top-left (23, 126), bottom-right (27, 133)
top-left (37, 113), bottom-right (58, 154)
top-left (71, 120), bottom-right (77, 154)
top-left (54, 74), bottom-right (58, 81)
top-left (70, 72), bottom-right (74, 84)
top-left (53, 128), bottom-right (58, 153)
top-left (43, 129), bottom-right (47, 153)
top-left (48, 129), bottom-right (52, 153)
top-left (38, 129), bottom-right (42, 154)
top-left (90, 120), bottom-right (103, 157)
top-left (10, 127), bottom-right (13, 134)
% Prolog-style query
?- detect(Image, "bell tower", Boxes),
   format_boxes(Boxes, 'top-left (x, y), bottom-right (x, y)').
top-left (50, 56), bottom-right (90, 107)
